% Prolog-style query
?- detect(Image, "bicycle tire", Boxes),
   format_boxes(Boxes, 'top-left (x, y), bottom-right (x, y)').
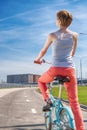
top-left (45, 112), bottom-right (51, 130)
top-left (59, 108), bottom-right (75, 130)
top-left (44, 108), bottom-right (58, 130)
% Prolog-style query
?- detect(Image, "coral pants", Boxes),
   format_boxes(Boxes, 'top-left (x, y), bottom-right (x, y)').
top-left (38, 67), bottom-right (85, 130)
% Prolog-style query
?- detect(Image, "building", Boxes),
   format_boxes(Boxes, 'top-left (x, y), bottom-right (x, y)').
top-left (7, 74), bottom-right (40, 84)
top-left (77, 78), bottom-right (87, 85)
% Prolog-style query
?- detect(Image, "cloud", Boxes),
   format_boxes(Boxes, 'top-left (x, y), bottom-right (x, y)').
top-left (0, 0), bottom-right (87, 81)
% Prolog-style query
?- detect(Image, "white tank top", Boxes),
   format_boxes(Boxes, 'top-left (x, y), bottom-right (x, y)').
top-left (52, 30), bottom-right (75, 68)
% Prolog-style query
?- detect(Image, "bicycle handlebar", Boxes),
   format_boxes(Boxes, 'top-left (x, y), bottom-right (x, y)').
top-left (34, 59), bottom-right (51, 64)
top-left (34, 60), bottom-right (42, 64)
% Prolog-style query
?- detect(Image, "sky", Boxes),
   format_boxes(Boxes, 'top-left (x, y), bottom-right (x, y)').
top-left (0, 0), bottom-right (87, 82)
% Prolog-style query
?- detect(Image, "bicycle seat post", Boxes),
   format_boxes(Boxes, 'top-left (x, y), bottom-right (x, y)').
top-left (54, 76), bottom-right (63, 99)
top-left (54, 76), bottom-right (70, 99)
top-left (58, 83), bottom-right (63, 98)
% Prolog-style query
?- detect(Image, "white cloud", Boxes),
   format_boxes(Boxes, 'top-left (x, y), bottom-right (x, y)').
top-left (0, 0), bottom-right (87, 81)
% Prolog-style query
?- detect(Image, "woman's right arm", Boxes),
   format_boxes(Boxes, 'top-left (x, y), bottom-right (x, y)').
top-left (34, 33), bottom-right (56, 63)
top-left (71, 32), bottom-right (78, 57)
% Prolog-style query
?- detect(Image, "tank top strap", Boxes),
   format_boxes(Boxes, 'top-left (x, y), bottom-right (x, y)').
top-left (53, 30), bottom-right (60, 38)
top-left (53, 30), bottom-right (74, 40)
top-left (53, 30), bottom-right (62, 39)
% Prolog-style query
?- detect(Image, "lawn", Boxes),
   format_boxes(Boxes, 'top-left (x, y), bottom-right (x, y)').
top-left (52, 85), bottom-right (87, 106)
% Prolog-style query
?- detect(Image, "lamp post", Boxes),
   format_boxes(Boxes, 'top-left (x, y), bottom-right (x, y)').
top-left (79, 32), bottom-right (87, 84)
top-left (79, 57), bottom-right (87, 85)
top-left (80, 58), bottom-right (82, 84)
top-left (79, 33), bottom-right (87, 35)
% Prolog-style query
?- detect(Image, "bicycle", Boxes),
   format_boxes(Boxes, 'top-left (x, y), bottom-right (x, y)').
top-left (44, 75), bottom-right (75, 130)
top-left (34, 59), bottom-right (75, 130)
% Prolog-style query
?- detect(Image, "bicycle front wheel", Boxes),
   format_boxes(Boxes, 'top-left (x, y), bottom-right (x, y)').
top-left (44, 107), bottom-right (58, 130)
top-left (59, 108), bottom-right (75, 130)
top-left (44, 112), bottom-right (52, 130)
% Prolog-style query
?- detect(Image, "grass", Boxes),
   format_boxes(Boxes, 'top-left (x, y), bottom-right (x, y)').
top-left (52, 85), bottom-right (87, 106)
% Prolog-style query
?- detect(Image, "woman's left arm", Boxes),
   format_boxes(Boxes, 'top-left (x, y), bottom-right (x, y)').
top-left (34, 33), bottom-right (55, 62)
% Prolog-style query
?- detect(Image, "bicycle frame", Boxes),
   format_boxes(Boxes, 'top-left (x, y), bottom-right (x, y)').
top-left (34, 59), bottom-right (75, 129)
top-left (44, 81), bottom-right (75, 130)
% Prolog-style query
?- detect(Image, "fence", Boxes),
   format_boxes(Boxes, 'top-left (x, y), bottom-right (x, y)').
top-left (0, 83), bottom-right (38, 88)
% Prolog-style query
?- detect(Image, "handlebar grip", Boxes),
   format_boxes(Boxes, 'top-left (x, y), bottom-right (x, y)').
top-left (42, 59), bottom-right (45, 63)
top-left (34, 60), bottom-right (42, 64)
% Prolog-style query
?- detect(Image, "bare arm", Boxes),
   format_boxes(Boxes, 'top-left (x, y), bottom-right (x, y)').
top-left (71, 32), bottom-right (78, 57)
top-left (34, 33), bottom-right (56, 63)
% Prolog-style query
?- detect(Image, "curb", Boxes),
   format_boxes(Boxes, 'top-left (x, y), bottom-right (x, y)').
top-left (80, 104), bottom-right (87, 112)
top-left (62, 99), bottom-right (87, 112)
top-left (37, 90), bottom-right (87, 112)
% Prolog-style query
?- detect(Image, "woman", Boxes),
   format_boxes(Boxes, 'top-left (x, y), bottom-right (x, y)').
top-left (34, 10), bottom-right (85, 130)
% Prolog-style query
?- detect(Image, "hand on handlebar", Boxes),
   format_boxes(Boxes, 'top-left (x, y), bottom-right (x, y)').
top-left (34, 60), bottom-right (42, 64)
top-left (34, 59), bottom-right (51, 64)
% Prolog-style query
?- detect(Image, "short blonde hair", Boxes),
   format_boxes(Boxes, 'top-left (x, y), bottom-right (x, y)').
top-left (56, 10), bottom-right (73, 28)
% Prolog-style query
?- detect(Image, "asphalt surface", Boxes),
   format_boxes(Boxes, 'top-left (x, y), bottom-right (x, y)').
top-left (0, 88), bottom-right (45, 130)
top-left (0, 87), bottom-right (87, 130)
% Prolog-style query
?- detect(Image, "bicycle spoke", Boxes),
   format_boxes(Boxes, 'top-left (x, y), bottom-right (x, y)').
top-left (59, 109), bottom-right (74, 130)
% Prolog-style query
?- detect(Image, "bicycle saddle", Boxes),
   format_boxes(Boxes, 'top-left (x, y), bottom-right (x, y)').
top-left (54, 76), bottom-right (70, 83)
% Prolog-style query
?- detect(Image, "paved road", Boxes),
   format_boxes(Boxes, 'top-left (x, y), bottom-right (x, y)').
top-left (0, 88), bottom-right (45, 130)
top-left (0, 87), bottom-right (87, 130)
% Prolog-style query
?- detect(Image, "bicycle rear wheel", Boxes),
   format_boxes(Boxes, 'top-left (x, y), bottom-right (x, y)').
top-left (59, 108), bottom-right (75, 130)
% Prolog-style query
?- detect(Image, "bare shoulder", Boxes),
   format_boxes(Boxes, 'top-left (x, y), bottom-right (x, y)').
top-left (72, 32), bottom-right (78, 39)
top-left (48, 32), bottom-right (57, 42)
top-left (49, 33), bottom-right (56, 38)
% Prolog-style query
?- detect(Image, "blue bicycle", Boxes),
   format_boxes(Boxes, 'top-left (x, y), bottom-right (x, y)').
top-left (44, 76), bottom-right (75, 130)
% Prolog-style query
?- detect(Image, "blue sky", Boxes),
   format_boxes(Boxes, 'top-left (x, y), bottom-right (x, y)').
top-left (0, 0), bottom-right (87, 81)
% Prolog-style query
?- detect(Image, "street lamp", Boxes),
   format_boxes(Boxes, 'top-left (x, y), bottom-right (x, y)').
top-left (79, 56), bottom-right (87, 85)
top-left (80, 58), bottom-right (82, 84)
top-left (79, 32), bottom-right (87, 84)
top-left (79, 33), bottom-right (87, 35)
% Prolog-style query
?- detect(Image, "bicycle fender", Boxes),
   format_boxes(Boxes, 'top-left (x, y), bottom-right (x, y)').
top-left (61, 106), bottom-right (75, 129)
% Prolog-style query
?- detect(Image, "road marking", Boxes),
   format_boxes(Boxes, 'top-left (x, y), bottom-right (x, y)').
top-left (26, 99), bottom-right (30, 102)
top-left (31, 108), bottom-right (37, 113)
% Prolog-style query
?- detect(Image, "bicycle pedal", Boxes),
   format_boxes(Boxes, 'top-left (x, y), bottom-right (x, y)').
top-left (43, 108), bottom-right (51, 112)
top-left (42, 103), bottom-right (53, 112)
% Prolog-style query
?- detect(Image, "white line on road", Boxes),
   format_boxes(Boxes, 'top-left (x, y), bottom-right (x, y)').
top-left (25, 95), bottom-right (27, 97)
top-left (26, 99), bottom-right (30, 102)
top-left (31, 108), bottom-right (37, 113)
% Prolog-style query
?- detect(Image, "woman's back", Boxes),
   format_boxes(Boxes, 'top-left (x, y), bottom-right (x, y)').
top-left (52, 30), bottom-right (74, 68)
